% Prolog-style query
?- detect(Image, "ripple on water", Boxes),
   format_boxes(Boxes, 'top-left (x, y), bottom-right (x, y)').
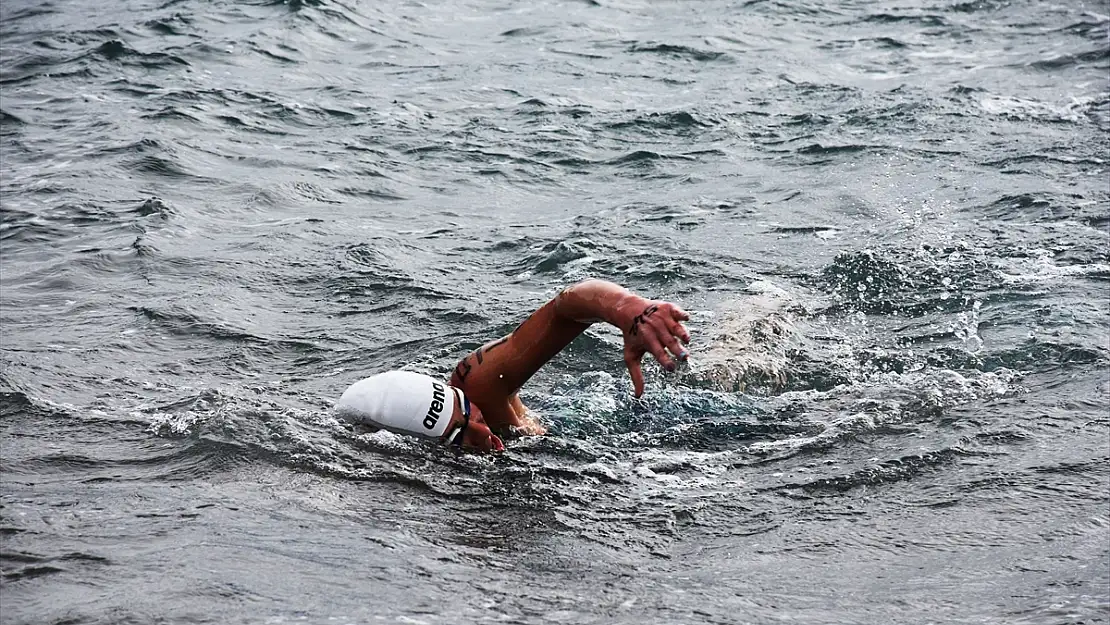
top-left (2, 0), bottom-right (1108, 622)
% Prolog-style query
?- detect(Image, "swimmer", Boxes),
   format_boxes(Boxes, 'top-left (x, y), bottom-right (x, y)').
top-left (336, 279), bottom-right (691, 451)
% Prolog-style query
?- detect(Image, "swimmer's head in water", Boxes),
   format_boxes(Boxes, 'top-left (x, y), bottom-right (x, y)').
top-left (336, 371), bottom-right (503, 451)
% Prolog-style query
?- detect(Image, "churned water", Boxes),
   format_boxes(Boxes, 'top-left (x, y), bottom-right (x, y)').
top-left (1, 0), bottom-right (1108, 623)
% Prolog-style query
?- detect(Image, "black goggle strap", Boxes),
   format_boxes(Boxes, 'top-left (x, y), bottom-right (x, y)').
top-left (446, 388), bottom-right (470, 448)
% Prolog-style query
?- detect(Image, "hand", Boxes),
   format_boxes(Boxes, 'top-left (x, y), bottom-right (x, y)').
top-left (509, 415), bottom-right (547, 436)
top-left (619, 299), bottom-right (691, 397)
top-left (463, 419), bottom-right (505, 452)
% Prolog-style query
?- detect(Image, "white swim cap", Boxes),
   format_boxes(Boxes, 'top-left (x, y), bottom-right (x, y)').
top-left (336, 371), bottom-right (455, 439)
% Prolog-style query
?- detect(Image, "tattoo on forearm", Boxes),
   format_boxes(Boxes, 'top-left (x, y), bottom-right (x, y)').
top-left (629, 305), bottom-right (658, 336)
top-left (455, 336), bottom-right (510, 381)
top-left (454, 358), bottom-right (472, 382)
top-left (474, 335), bottom-right (509, 365)
top-left (512, 313), bottom-right (534, 336)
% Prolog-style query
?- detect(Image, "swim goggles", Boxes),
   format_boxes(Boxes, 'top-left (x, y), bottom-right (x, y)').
top-left (445, 388), bottom-right (470, 448)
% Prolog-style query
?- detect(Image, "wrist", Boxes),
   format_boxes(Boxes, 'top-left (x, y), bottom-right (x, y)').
top-left (609, 292), bottom-right (647, 332)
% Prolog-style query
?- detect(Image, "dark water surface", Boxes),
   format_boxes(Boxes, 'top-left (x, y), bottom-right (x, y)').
top-left (2, 0), bottom-right (1108, 623)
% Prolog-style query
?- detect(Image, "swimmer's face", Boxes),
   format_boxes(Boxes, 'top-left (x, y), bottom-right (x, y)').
top-left (446, 388), bottom-right (504, 452)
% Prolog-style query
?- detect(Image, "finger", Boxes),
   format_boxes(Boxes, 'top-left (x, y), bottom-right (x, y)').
top-left (651, 315), bottom-right (688, 355)
top-left (490, 433), bottom-right (504, 452)
top-left (625, 354), bottom-right (645, 397)
top-left (465, 422), bottom-right (496, 452)
top-left (661, 330), bottom-right (687, 361)
top-left (668, 304), bottom-right (690, 322)
top-left (665, 316), bottom-right (691, 345)
top-left (643, 329), bottom-right (675, 371)
top-left (464, 431), bottom-right (487, 452)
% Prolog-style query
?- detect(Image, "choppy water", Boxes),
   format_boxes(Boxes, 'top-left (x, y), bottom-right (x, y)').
top-left (2, 0), bottom-right (1109, 623)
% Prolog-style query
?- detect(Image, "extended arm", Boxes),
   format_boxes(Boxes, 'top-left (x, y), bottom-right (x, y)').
top-left (552, 280), bottom-right (691, 394)
top-left (450, 280), bottom-right (690, 431)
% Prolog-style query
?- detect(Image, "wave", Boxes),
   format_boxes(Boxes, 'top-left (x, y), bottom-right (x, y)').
top-left (605, 111), bottom-right (716, 132)
top-left (93, 39), bottom-right (188, 66)
top-left (774, 447), bottom-right (972, 496)
top-left (1029, 47), bottom-right (1109, 70)
top-left (817, 246), bottom-right (998, 316)
top-left (1, 551), bottom-right (110, 583)
top-left (978, 94), bottom-right (1103, 123)
top-left (862, 12), bottom-right (949, 27)
top-left (627, 42), bottom-right (731, 63)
